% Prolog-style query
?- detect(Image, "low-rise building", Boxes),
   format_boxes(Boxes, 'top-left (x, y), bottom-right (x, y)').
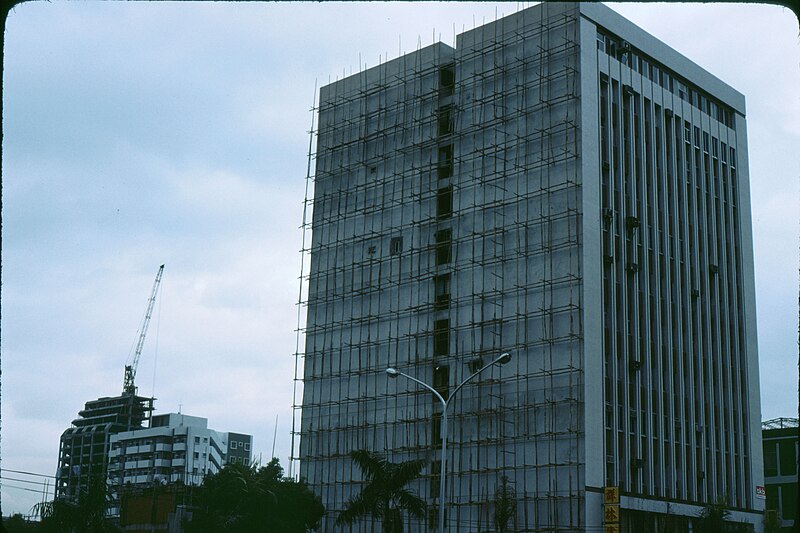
top-left (763, 417), bottom-right (798, 532)
top-left (107, 412), bottom-right (252, 517)
top-left (225, 431), bottom-right (253, 466)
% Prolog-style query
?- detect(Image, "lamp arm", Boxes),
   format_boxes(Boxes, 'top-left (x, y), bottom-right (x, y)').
top-left (445, 352), bottom-right (509, 407)
top-left (396, 371), bottom-right (447, 408)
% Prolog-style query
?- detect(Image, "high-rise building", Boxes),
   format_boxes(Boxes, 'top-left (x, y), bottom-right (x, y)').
top-left (56, 393), bottom-right (154, 502)
top-left (297, 3), bottom-right (764, 531)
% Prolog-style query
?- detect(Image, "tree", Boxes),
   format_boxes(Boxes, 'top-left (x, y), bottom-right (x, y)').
top-left (493, 475), bottom-right (517, 533)
top-left (33, 474), bottom-right (120, 533)
top-left (186, 458), bottom-right (323, 533)
top-left (3, 514), bottom-right (39, 533)
top-left (335, 450), bottom-right (426, 533)
top-left (694, 498), bottom-right (750, 533)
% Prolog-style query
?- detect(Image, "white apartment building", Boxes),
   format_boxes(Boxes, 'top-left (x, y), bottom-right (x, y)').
top-left (108, 413), bottom-right (251, 493)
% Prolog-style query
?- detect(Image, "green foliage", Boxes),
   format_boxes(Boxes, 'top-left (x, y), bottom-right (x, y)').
top-left (335, 449), bottom-right (426, 532)
top-left (3, 514), bottom-right (39, 533)
top-left (493, 476), bottom-right (517, 533)
top-left (33, 474), bottom-right (119, 533)
top-left (186, 458), bottom-right (323, 533)
top-left (695, 498), bottom-right (751, 533)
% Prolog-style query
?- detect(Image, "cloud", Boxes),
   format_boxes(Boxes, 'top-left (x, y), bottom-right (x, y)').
top-left (2, 1), bottom-right (798, 517)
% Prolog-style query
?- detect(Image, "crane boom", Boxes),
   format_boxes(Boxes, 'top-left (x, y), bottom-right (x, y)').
top-left (123, 264), bottom-right (165, 395)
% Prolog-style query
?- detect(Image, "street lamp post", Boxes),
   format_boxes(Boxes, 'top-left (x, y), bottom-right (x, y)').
top-left (386, 352), bottom-right (511, 533)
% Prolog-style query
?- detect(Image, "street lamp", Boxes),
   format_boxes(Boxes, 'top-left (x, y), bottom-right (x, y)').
top-left (386, 352), bottom-right (512, 533)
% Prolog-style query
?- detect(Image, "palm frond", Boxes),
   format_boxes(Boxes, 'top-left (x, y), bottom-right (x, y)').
top-left (389, 458), bottom-right (426, 487)
top-left (394, 489), bottom-right (427, 519)
top-left (349, 449), bottom-right (388, 482)
top-left (335, 493), bottom-right (373, 525)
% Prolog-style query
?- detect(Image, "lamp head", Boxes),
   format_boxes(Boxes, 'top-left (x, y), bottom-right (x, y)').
top-left (498, 352), bottom-right (512, 365)
top-left (385, 368), bottom-right (400, 378)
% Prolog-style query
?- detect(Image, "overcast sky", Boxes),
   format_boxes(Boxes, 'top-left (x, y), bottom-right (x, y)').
top-left (2, 1), bottom-right (798, 517)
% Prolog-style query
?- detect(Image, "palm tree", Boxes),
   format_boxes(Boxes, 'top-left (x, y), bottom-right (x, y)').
top-left (335, 450), bottom-right (427, 533)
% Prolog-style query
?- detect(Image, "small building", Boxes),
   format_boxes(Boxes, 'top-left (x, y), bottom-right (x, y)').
top-left (763, 417), bottom-right (798, 532)
top-left (107, 412), bottom-right (252, 518)
top-left (226, 432), bottom-right (253, 466)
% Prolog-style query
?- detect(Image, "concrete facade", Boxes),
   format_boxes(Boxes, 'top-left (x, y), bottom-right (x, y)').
top-left (298, 3), bottom-right (763, 531)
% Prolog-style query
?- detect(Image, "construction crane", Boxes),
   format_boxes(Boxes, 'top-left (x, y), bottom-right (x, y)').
top-left (123, 264), bottom-right (165, 395)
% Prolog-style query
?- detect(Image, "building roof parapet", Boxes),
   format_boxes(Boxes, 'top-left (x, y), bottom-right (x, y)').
top-left (762, 417), bottom-right (799, 430)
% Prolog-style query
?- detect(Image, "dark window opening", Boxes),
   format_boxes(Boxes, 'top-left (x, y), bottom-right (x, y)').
top-left (779, 440), bottom-right (797, 476)
top-left (435, 229), bottom-right (452, 265)
top-left (439, 64), bottom-right (455, 96)
top-left (433, 364), bottom-right (449, 398)
top-left (433, 320), bottom-right (449, 357)
top-left (438, 145), bottom-right (454, 180)
top-left (429, 461), bottom-right (441, 498)
top-left (467, 357), bottom-right (483, 374)
top-left (431, 414), bottom-right (442, 444)
top-left (436, 186), bottom-right (453, 219)
top-left (437, 105), bottom-right (454, 136)
top-left (434, 273), bottom-right (451, 310)
top-left (390, 236), bottom-right (403, 255)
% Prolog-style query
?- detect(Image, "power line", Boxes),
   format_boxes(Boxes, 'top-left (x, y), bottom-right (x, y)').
top-left (1, 475), bottom-right (49, 486)
top-left (0, 468), bottom-right (56, 479)
top-left (1, 482), bottom-right (49, 495)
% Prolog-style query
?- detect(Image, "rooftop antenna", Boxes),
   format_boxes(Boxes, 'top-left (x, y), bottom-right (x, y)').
top-left (271, 414), bottom-right (279, 459)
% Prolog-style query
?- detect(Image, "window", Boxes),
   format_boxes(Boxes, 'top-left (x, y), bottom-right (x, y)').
top-left (437, 105), bottom-right (454, 136)
top-left (782, 483), bottom-right (798, 520)
top-left (435, 229), bottom-right (452, 266)
top-left (431, 414), bottom-right (442, 443)
top-left (429, 460), bottom-right (441, 498)
top-left (433, 365), bottom-right (449, 398)
top-left (194, 452), bottom-right (199, 459)
top-left (434, 274), bottom-right (451, 309)
top-left (433, 320), bottom-right (449, 357)
top-left (194, 437), bottom-right (200, 444)
top-left (244, 442), bottom-right (250, 451)
top-left (678, 81), bottom-right (688, 101)
top-left (390, 236), bottom-right (403, 255)
top-left (437, 145), bottom-right (454, 180)
top-left (231, 441), bottom-right (238, 450)
top-left (436, 186), bottom-right (452, 219)
top-left (468, 357), bottom-right (484, 373)
top-left (779, 440), bottom-right (797, 476)
top-left (764, 441), bottom-right (778, 477)
top-left (439, 64), bottom-right (455, 96)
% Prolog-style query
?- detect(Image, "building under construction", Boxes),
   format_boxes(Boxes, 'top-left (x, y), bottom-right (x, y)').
top-left (295, 3), bottom-right (763, 531)
top-left (55, 393), bottom-right (154, 501)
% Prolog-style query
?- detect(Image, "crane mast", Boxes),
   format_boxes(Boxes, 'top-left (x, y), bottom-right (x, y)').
top-left (123, 264), bottom-right (165, 395)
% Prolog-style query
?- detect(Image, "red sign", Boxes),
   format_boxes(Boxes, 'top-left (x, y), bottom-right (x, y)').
top-left (755, 485), bottom-right (766, 499)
